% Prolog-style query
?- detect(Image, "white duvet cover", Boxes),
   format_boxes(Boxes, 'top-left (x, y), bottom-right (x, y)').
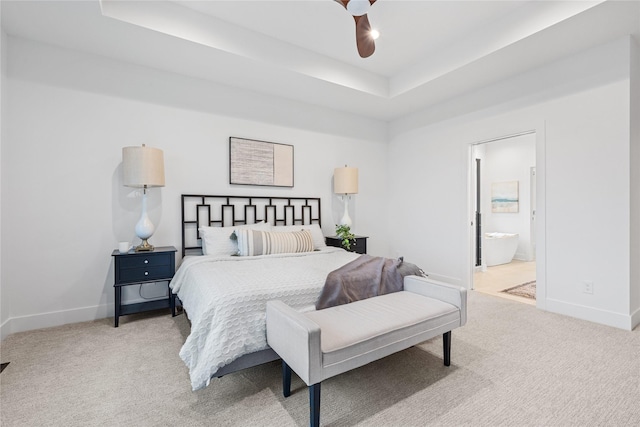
top-left (171, 247), bottom-right (359, 390)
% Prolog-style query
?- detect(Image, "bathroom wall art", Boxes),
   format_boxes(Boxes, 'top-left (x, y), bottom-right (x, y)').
top-left (491, 181), bottom-right (519, 213)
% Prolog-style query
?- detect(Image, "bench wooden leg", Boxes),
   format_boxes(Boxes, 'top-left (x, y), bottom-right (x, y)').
top-left (309, 382), bottom-right (321, 427)
top-left (443, 331), bottom-right (451, 366)
top-left (282, 361), bottom-right (292, 398)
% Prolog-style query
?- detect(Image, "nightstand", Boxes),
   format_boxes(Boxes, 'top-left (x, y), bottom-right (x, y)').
top-left (325, 236), bottom-right (368, 254)
top-left (111, 246), bottom-right (177, 327)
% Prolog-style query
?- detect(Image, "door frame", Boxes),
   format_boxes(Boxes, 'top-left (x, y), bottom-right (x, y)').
top-left (466, 127), bottom-right (546, 310)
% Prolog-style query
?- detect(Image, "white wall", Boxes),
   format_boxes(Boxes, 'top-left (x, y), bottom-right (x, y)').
top-left (481, 133), bottom-right (536, 261)
top-left (0, 2), bottom-right (6, 340)
top-left (388, 37), bottom-right (636, 330)
top-left (630, 36), bottom-right (640, 328)
top-left (0, 37), bottom-right (390, 336)
top-left (1, 33), bottom-right (638, 337)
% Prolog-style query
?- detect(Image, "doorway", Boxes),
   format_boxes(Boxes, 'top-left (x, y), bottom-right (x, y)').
top-left (471, 132), bottom-right (537, 304)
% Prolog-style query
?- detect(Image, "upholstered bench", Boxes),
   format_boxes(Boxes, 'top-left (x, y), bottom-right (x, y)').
top-left (266, 275), bottom-right (467, 427)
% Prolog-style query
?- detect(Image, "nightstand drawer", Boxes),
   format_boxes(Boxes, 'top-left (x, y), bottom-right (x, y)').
top-left (118, 253), bottom-right (172, 269)
top-left (118, 265), bottom-right (173, 283)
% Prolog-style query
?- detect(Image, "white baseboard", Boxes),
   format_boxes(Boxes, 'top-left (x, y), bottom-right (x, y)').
top-left (630, 306), bottom-right (640, 330)
top-left (1, 303), bottom-right (112, 338)
top-left (545, 298), bottom-right (634, 331)
top-left (514, 252), bottom-right (534, 262)
top-left (423, 271), bottom-right (464, 287)
top-left (0, 317), bottom-right (11, 342)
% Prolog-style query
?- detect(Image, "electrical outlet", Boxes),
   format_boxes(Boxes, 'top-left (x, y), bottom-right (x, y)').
top-left (583, 281), bottom-right (594, 294)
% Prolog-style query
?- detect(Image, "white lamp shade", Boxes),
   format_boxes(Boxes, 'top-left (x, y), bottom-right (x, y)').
top-left (334, 167), bottom-right (358, 194)
top-left (122, 145), bottom-right (165, 188)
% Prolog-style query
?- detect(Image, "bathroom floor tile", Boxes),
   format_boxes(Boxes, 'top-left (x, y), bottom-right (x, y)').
top-left (473, 260), bottom-right (536, 305)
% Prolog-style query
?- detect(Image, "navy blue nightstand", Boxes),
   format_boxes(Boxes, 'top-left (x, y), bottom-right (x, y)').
top-left (111, 246), bottom-right (177, 327)
top-left (325, 236), bottom-right (368, 254)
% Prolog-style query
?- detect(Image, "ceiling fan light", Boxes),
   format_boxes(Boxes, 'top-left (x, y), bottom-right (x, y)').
top-left (371, 29), bottom-right (380, 40)
top-left (347, 0), bottom-right (370, 17)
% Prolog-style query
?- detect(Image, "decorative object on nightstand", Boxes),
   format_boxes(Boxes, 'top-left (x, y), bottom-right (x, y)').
top-left (122, 144), bottom-right (165, 251)
top-left (325, 234), bottom-right (368, 255)
top-left (111, 246), bottom-right (177, 327)
top-left (334, 166), bottom-right (358, 227)
top-left (335, 224), bottom-right (356, 250)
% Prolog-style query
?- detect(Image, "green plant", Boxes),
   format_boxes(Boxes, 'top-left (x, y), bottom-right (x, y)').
top-left (335, 224), bottom-right (356, 250)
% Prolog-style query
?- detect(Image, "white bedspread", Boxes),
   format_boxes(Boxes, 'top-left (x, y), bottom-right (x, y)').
top-left (171, 247), bottom-right (359, 390)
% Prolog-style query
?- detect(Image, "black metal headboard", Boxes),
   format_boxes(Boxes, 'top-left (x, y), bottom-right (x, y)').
top-left (181, 194), bottom-right (322, 257)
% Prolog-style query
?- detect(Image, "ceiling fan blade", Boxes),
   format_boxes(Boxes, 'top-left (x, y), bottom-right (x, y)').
top-left (354, 14), bottom-right (375, 58)
top-left (334, 0), bottom-right (378, 58)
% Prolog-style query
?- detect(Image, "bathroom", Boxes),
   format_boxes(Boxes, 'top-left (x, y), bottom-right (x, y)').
top-left (471, 132), bottom-right (536, 302)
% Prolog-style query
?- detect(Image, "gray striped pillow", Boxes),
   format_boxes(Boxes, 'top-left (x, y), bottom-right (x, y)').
top-left (236, 229), bottom-right (314, 256)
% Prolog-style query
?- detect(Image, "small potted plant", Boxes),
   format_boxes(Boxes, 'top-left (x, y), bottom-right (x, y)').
top-left (335, 224), bottom-right (356, 251)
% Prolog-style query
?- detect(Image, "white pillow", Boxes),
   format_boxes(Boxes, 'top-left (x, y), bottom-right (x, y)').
top-left (199, 221), bottom-right (271, 256)
top-left (272, 223), bottom-right (326, 249)
top-left (236, 229), bottom-right (314, 256)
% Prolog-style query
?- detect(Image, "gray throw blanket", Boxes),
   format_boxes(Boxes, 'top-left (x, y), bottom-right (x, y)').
top-left (315, 255), bottom-right (426, 310)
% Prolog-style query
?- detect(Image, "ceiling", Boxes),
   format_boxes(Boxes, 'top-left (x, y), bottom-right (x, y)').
top-left (178, 0), bottom-right (530, 77)
top-left (2, 1), bottom-right (639, 122)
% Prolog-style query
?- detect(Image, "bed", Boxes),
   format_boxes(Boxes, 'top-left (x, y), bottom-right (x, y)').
top-left (172, 195), bottom-right (360, 390)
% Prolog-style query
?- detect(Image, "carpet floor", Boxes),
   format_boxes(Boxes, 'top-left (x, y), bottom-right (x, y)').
top-left (1, 291), bottom-right (639, 426)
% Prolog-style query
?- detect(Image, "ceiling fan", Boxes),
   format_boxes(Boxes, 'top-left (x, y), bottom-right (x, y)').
top-left (335, 0), bottom-right (378, 58)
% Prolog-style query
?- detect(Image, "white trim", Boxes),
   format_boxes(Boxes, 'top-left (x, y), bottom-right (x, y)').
top-left (529, 166), bottom-right (537, 262)
top-left (0, 317), bottom-right (10, 341)
top-left (467, 146), bottom-right (475, 290)
top-left (467, 125), bottom-right (546, 304)
top-left (513, 253), bottom-right (528, 261)
top-left (4, 303), bottom-right (112, 336)
top-left (630, 306), bottom-right (640, 330)
top-left (422, 271), bottom-right (462, 287)
top-left (535, 122), bottom-right (547, 311)
top-left (471, 130), bottom-right (536, 146)
top-left (546, 298), bottom-right (634, 331)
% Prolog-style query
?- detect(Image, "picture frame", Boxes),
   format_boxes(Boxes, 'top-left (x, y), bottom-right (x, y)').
top-left (229, 137), bottom-right (294, 187)
top-left (491, 181), bottom-right (519, 213)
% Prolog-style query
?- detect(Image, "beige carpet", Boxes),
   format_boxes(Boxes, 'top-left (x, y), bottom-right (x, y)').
top-left (1, 292), bottom-right (639, 426)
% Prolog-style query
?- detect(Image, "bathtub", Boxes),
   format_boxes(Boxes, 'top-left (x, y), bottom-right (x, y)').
top-left (483, 232), bottom-right (519, 267)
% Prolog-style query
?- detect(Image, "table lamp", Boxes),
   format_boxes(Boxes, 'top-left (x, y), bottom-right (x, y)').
top-left (334, 166), bottom-right (358, 227)
top-left (122, 144), bottom-right (165, 251)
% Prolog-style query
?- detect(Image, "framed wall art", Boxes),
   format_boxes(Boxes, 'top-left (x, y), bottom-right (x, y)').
top-left (229, 137), bottom-right (294, 187)
top-left (491, 181), bottom-right (519, 213)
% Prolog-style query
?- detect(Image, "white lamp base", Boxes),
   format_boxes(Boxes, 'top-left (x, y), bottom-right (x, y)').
top-left (135, 189), bottom-right (155, 251)
top-left (340, 195), bottom-right (352, 228)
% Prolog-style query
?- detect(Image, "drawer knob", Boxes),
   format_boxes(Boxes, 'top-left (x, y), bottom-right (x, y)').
top-left (144, 260), bottom-right (149, 264)
top-left (144, 271), bottom-right (149, 276)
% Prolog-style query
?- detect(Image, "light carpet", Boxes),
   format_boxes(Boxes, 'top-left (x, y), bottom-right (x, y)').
top-left (1, 291), bottom-right (639, 426)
